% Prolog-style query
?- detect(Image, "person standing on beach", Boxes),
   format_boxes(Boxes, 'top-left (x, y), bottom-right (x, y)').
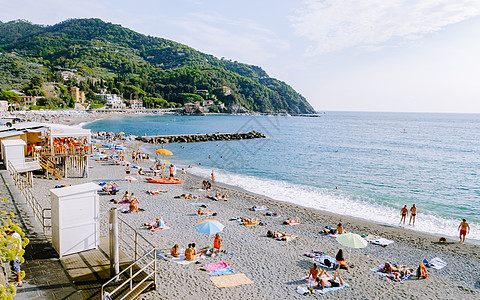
top-left (409, 204), bottom-right (417, 226)
top-left (458, 219), bottom-right (470, 244)
top-left (400, 205), bottom-right (408, 224)
top-left (211, 170), bottom-right (215, 183)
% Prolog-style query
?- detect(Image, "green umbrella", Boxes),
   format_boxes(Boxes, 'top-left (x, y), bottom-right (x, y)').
top-left (336, 233), bottom-right (368, 248)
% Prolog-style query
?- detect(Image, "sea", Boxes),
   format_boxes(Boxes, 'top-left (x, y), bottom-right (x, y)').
top-left (83, 112), bottom-right (480, 243)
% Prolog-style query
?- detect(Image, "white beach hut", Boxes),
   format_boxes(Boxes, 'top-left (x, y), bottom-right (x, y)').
top-left (50, 182), bottom-right (100, 257)
top-left (1, 139), bottom-right (26, 170)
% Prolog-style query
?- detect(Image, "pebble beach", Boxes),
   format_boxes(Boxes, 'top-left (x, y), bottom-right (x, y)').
top-left (28, 135), bottom-right (480, 300)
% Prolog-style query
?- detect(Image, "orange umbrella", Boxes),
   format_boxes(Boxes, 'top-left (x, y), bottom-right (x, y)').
top-left (156, 149), bottom-right (173, 156)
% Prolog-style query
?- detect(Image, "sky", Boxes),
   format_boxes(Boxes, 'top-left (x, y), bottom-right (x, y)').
top-left (2, 0), bottom-right (480, 113)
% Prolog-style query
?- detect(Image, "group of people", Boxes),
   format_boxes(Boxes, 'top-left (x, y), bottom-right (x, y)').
top-left (170, 235), bottom-right (223, 261)
top-left (143, 217), bottom-right (166, 230)
top-left (202, 180), bottom-right (212, 190)
top-left (321, 223), bottom-right (346, 235)
top-left (121, 191), bottom-right (140, 212)
top-left (399, 204), bottom-right (417, 225)
top-left (131, 150), bottom-right (149, 164)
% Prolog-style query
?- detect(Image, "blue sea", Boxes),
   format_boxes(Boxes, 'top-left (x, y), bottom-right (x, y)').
top-left (83, 112), bottom-right (480, 242)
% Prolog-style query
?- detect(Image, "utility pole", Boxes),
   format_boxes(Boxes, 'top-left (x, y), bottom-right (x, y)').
top-left (109, 208), bottom-right (120, 280)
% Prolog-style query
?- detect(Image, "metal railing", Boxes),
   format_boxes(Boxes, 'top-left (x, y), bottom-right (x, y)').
top-left (101, 217), bottom-right (157, 299)
top-left (101, 248), bottom-right (157, 300)
top-left (7, 160), bottom-right (51, 235)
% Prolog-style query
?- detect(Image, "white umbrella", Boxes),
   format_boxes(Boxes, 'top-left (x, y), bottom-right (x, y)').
top-left (336, 233), bottom-right (367, 265)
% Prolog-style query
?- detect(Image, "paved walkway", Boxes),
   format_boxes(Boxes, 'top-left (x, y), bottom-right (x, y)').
top-left (0, 170), bottom-right (82, 299)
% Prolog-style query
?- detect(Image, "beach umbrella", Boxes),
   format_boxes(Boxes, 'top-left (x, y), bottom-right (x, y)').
top-left (336, 233), bottom-right (367, 264)
top-left (93, 153), bottom-right (107, 157)
top-left (194, 220), bottom-right (224, 235)
top-left (159, 160), bottom-right (172, 165)
top-left (336, 233), bottom-right (367, 248)
top-left (156, 149), bottom-right (173, 156)
top-left (125, 175), bottom-right (137, 183)
top-left (119, 132), bottom-right (125, 135)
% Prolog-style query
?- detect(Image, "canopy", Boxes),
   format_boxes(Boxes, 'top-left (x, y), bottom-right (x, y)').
top-left (156, 149), bottom-right (173, 155)
top-left (46, 124), bottom-right (91, 138)
top-left (194, 220), bottom-right (224, 235)
top-left (336, 233), bottom-right (368, 248)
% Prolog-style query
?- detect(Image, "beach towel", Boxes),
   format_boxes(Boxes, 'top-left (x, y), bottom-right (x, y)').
top-left (364, 235), bottom-right (394, 247)
top-left (118, 201), bottom-right (130, 205)
top-left (428, 257), bottom-right (447, 270)
top-left (313, 255), bottom-right (338, 269)
top-left (265, 212), bottom-right (282, 218)
top-left (158, 252), bottom-right (199, 265)
top-left (201, 261), bottom-right (231, 272)
top-left (369, 265), bottom-right (413, 283)
top-left (304, 251), bottom-right (325, 259)
top-left (208, 267), bottom-right (235, 276)
top-left (249, 206), bottom-right (268, 211)
top-left (210, 273), bottom-right (253, 288)
top-left (307, 281), bottom-right (349, 294)
top-left (191, 202), bottom-right (209, 206)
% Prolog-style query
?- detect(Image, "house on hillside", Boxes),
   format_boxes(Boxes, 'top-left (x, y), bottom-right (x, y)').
top-left (70, 87), bottom-right (86, 103)
top-left (215, 86), bottom-right (232, 96)
top-left (129, 99), bottom-right (143, 109)
top-left (184, 102), bottom-right (201, 113)
top-left (202, 100), bottom-right (215, 107)
top-left (0, 101), bottom-right (8, 112)
top-left (8, 91), bottom-right (37, 106)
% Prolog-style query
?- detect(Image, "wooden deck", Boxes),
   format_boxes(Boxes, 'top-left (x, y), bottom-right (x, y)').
top-left (60, 237), bottom-right (155, 300)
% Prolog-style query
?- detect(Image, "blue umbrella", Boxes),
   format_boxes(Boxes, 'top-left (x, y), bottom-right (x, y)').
top-left (194, 220), bottom-right (224, 235)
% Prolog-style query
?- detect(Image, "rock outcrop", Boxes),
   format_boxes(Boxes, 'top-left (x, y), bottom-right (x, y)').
top-left (136, 131), bottom-right (266, 143)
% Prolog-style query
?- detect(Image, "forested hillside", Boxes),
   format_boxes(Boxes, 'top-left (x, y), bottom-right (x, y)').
top-left (0, 18), bottom-right (315, 113)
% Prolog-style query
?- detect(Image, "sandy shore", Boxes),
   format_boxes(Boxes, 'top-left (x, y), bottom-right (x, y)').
top-left (29, 140), bottom-right (480, 300)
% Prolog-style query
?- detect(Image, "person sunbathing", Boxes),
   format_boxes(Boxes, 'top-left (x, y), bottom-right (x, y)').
top-left (129, 194), bottom-right (139, 212)
top-left (170, 244), bottom-right (180, 257)
top-left (335, 249), bottom-right (349, 269)
top-left (198, 208), bottom-right (217, 216)
top-left (285, 217), bottom-right (300, 224)
top-left (138, 168), bottom-right (145, 175)
top-left (312, 269), bottom-right (344, 290)
top-left (321, 226), bottom-right (336, 235)
top-left (222, 193), bottom-right (229, 200)
top-left (250, 205), bottom-right (267, 211)
top-left (121, 191), bottom-right (130, 202)
top-left (242, 217), bottom-right (260, 226)
top-left (381, 262), bottom-right (398, 273)
top-left (308, 263), bottom-right (321, 280)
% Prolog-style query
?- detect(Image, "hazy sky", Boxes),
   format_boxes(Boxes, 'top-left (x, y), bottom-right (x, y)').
top-left (2, 0), bottom-right (480, 113)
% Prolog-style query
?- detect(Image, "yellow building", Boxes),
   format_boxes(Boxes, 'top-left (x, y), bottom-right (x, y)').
top-left (70, 87), bottom-right (86, 103)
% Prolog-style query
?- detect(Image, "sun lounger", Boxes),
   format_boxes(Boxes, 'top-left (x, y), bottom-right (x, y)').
top-left (369, 264), bottom-right (414, 283)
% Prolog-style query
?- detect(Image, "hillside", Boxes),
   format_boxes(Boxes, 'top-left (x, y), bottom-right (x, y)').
top-left (0, 18), bottom-right (315, 114)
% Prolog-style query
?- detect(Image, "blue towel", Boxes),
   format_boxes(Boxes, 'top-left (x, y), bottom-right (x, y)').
top-left (208, 267), bottom-right (235, 276)
top-left (191, 202), bottom-right (208, 206)
top-left (369, 265), bottom-right (413, 283)
top-left (307, 282), bottom-right (348, 294)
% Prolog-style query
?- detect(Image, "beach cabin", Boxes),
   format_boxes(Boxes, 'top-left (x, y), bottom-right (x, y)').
top-left (35, 124), bottom-right (92, 178)
top-left (50, 182), bottom-right (100, 257)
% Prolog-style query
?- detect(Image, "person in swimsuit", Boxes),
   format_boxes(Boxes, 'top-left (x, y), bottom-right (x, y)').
top-left (400, 205), bottom-right (408, 224)
top-left (308, 263), bottom-right (320, 280)
top-left (312, 269), bottom-right (344, 290)
top-left (458, 219), bottom-right (470, 244)
top-left (409, 204), bottom-right (417, 225)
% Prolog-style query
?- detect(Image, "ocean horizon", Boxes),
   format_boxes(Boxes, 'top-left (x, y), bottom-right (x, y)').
top-left (83, 111), bottom-right (480, 243)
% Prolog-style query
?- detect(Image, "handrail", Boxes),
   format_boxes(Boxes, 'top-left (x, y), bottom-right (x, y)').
top-left (101, 247), bottom-right (156, 299)
top-left (7, 160), bottom-right (52, 235)
top-left (34, 152), bottom-right (63, 179)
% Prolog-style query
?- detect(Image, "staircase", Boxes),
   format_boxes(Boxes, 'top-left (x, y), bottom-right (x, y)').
top-left (35, 153), bottom-right (64, 179)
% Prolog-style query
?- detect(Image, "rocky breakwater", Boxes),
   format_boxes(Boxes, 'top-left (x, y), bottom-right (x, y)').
top-left (136, 131), bottom-right (266, 143)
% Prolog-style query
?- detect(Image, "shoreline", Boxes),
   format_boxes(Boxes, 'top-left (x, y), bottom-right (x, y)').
top-left (27, 137), bottom-right (480, 299)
